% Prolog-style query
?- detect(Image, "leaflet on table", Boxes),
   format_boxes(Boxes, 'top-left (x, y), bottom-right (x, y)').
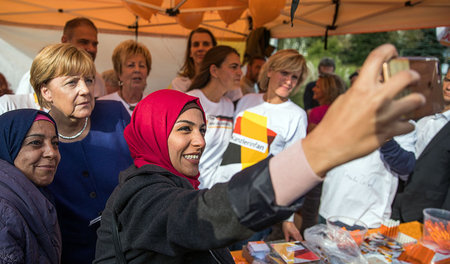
top-left (270, 241), bottom-right (320, 264)
top-left (248, 241), bottom-right (271, 260)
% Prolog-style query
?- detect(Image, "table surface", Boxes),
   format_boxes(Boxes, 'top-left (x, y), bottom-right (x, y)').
top-left (230, 221), bottom-right (424, 264)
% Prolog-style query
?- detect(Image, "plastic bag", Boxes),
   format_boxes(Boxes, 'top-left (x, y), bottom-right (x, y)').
top-left (304, 224), bottom-right (368, 264)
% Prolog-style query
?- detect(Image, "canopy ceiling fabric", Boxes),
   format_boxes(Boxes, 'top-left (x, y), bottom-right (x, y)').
top-left (0, 0), bottom-right (449, 41)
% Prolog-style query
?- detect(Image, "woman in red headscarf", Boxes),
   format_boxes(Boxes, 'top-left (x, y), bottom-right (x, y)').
top-left (94, 44), bottom-right (426, 264)
top-left (94, 89), bottom-right (314, 263)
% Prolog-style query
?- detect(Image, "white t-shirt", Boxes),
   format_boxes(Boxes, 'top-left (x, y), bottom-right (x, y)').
top-left (217, 93), bottom-right (308, 185)
top-left (233, 93), bottom-right (264, 118)
top-left (186, 89), bottom-right (234, 189)
top-left (0, 93), bottom-right (41, 115)
top-left (15, 71), bottom-right (106, 98)
top-left (319, 132), bottom-right (416, 228)
top-left (414, 109), bottom-right (450, 157)
top-left (97, 91), bottom-right (134, 116)
top-left (171, 76), bottom-right (191, 93)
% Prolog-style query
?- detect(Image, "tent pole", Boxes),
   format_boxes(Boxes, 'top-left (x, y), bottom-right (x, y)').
top-left (135, 16), bottom-right (139, 41)
top-left (166, 0), bottom-right (187, 15)
top-left (324, 0), bottom-right (340, 50)
top-left (127, 16), bottom-right (139, 40)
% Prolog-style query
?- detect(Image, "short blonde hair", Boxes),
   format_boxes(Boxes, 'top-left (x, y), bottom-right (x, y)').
top-left (259, 49), bottom-right (308, 94)
top-left (112, 40), bottom-right (152, 77)
top-left (30, 43), bottom-right (96, 108)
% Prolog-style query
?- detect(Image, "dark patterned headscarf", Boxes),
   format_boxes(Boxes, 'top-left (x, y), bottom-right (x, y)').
top-left (0, 109), bottom-right (57, 164)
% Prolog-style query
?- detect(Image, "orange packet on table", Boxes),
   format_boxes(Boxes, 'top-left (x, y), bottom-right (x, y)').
top-left (230, 250), bottom-right (248, 264)
top-left (398, 243), bottom-right (435, 264)
top-left (399, 221), bottom-right (423, 240)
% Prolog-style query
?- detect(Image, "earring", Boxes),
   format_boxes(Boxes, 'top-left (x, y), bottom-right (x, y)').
top-left (118, 81), bottom-right (123, 87)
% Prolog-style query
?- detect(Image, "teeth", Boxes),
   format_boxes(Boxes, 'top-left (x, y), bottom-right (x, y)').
top-left (184, 154), bottom-right (199, 160)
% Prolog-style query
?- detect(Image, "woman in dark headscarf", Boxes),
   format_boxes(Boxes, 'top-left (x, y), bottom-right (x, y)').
top-left (94, 44), bottom-right (426, 264)
top-left (0, 109), bottom-right (61, 263)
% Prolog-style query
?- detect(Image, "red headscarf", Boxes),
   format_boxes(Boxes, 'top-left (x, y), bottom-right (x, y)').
top-left (124, 89), bottom-right (205, 189)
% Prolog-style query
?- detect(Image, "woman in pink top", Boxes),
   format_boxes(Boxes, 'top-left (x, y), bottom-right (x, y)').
top-left (308, 73), bottom-right (346, 133)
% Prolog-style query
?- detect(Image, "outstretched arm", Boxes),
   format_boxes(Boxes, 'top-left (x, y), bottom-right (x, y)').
top-left (270, 44), bottom-right (425, 206)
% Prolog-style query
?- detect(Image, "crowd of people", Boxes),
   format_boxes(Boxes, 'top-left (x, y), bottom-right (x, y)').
top-left (0, 16), bottom-right (448, 264)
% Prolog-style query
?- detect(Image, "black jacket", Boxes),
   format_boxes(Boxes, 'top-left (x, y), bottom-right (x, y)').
top-left (392, 121), bottom-right (450, 222)
top-left (94, 157), bottom-right (302, 263)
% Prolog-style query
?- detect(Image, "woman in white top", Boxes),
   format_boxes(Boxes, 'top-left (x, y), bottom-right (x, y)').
top-left (172, 28), bottom-right (217, 93)
top-left (186, 45), bottom-right (242, 189)
top-left (99, 40), bottom-right (151, 116)
top-left (220, 49), bottom-right (309, 244)
top-left (172, 28), bottom-right (242, 101)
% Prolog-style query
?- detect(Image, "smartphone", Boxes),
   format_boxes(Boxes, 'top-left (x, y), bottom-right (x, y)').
top-left (382, 56), bottom-right (442, 120)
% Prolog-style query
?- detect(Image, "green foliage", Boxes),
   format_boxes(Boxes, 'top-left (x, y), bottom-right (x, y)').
top-left (278, 36), bottom-right (356, 107)
top-left (341, 32), bottom-right (390, 65)
top-left (397, 29), bottom-right (445, 62)
top-left (277, 28), bottom-right (447, 108)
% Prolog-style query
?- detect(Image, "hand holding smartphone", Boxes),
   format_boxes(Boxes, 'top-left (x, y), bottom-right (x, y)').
top-left (382, 56), bottom-right (442, 120)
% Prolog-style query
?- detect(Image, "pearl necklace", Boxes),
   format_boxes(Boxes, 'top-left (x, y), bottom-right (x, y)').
top-left (58, 117), bottom-right (89, 140)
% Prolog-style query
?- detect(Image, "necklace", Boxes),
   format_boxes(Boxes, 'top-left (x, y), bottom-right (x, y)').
top-left (58, 117), bottom-right (89, 140)
top-left (128, 103), bottom-right (137, 111)
top-left (118, 90), bottom-right (138, 111)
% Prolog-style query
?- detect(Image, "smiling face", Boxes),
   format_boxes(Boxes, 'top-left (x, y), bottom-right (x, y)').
top-left (168, 108), bottom-right (206, 177)
top-left (119, 54), bottom-right (148, 97)
top-left (14, 120), bottom-right (60, 186)
top-left (267, 69), bottom-right (301, 103)
top-left (190, 32), bottom-right (214, 68)
top-left (213, 52), bottom-right (242, 92)
top-left (312, 78), bottom-right (325, 102)
top-left (41, 75), bottom-right (95, 119)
